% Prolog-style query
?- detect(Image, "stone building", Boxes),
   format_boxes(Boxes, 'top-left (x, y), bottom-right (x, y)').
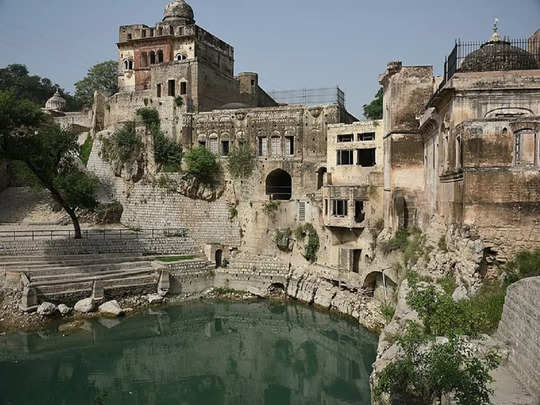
top-left (380, 24), bottom-right (540, 256)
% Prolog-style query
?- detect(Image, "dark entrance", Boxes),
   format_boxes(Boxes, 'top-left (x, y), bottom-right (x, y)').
top-left (266, 169), bottom-right (292, 200)
top-left (215, 249), bottom-right (223, 268)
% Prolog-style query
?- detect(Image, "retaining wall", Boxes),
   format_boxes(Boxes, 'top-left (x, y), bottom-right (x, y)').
top-left (497, 276), bottom-right (540, 401)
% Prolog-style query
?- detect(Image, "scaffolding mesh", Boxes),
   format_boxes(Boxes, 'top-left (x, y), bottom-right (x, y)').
top-left (268, 87), bottom-right (345, 107)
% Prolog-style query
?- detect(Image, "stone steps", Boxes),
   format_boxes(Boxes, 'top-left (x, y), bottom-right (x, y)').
top-left (29, 265), bottom-right (154, 284)
top-left (0, 253), bottom-right (144, 265)
top-left (13, 261), bottom-right (154, 278)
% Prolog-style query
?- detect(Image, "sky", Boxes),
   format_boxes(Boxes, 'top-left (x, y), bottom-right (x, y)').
top-left (0, 0), bottom-right (538, 118)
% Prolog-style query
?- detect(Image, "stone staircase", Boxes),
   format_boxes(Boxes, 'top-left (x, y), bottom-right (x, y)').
top-left (0, 253), bottom-right (168, 310)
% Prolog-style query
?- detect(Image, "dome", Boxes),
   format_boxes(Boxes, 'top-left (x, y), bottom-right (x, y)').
top-left (45, 90), bottom-right (66, 111)
top-left (460, 24), bottom-right (538, 73)
top-left (163, 0), bottom-right (195, 25)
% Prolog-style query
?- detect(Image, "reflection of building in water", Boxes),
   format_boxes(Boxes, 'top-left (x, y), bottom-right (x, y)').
top-left (0, 302), bottom-right (377, 405)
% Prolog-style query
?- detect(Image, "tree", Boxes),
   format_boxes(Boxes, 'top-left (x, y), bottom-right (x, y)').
top-left (363, 88), bottom-right (383, 120)
top-left (227, 142), bottom-right (255, 179)
top-left (0, 91), bottom-right (97, 239)
top-left (374, 323), bottom-right (500, 405)
top-left (184, 147), bottom-right (219, 184)
top-left (0, 64), bottom-right (82, 111)
top-left (75, 61), bottom-right (119, 107)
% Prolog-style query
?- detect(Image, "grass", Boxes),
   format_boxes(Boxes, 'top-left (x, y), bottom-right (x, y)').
top-left (439, 273), bottom-right (457, 295)
top-left (380, 302), bottom-right (396, 324)
top-left (157, 255), bottom-right (196, 263)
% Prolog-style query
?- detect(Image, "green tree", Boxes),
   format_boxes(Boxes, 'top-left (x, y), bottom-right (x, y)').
top-left (0, 91), bottom-right (97, 239)
top-left (0, 64), bottom-right (82, 111)
top-left (374, 323), bottom-right (500, 405)
top-left (75, 61), bottom-right (119, 107)
top-left (227, 142), bottom-right (255, 179)
top-left (363, 88), bottom-right (383, 120)
top-left (184, 147), bottom-right (219, 184)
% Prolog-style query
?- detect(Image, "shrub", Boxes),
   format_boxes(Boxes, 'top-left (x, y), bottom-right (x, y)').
top-left (439, 273), bottom-right (457, 295)
top-left (101, 122), bottom-right (142, 165)
top-left (227, 142), bottom-right (256, 179)
top-left (374, 322), bottom-right (500, 405)
top-left (80, 134), bottom-right (93, 166)
top-left (136, 107), bottom-right (160, 130)
top-left (274, 228), bottom-right (292, 250)
top-left (381, 227), bottom-right (410, 255)
top-left (438, 235), bottom-right (448, 252)
top-left (381, 302), bottom-right (396, 324)
top-left (175, 96), bottom-right (184, 107)
top-left (504, 248), bottom-right (540, 284)
top-left (229, 205), bottom-right (238, 220)
top-left (263, 200), bottom-right (280, 216)
top-left (153, 130), bottom-right (182, 172)
top-left (184, 146), bottom-right (219, 184)
top-left (303, 223), bottom-right (320, 263)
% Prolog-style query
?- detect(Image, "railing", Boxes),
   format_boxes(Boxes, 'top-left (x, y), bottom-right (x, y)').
top-left (0, 228), bottom-right (188, 241)
top-left (440, 37), bottom-right (539, 90)
top-left (268, 86), bottom-right (346, 108)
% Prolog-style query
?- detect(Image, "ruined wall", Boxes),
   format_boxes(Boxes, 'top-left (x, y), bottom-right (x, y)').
top-left (497, 276), bottom-right (540, 401)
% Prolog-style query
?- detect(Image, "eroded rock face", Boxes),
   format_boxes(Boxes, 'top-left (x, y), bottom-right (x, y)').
top-left (74, 298), bottom-right (94, 313)
top-left (37, 302), bottom-right (57, 316)
top-left (98, 300), bottom-right (124, 317)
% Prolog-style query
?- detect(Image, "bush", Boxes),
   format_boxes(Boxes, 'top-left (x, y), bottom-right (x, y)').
top-left (263, 200), bottom-right (280, 216)
top-left (227, 142), bottom-right (255, 179)
top-left (274, 228), bottom-right (292, 250)
top-left (381, 303), bottom-right (396, 324)
top-left (175, 96), bottom-right (184, 107)
top-left (184, 147), bottom-right (219, 184)
top-left (136, 107), bottom-right (160, 130)
top-left (374, 322), bottom-right (500, 405)
top-left (381, 227), bottom-right (410, 255)
top-left (80, 134), bottom-right (93, 166)
top-left (300, 223), bottom-right (320, 263)
top-left (101, 122), bottom-right (142, 165)
top-left (153, 130), bottom-right (182, 172)
top-left (504, 248), bottom-right (540, 284)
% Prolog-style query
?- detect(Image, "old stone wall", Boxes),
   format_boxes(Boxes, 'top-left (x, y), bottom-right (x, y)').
top-left (0, 236), bottom-right (197, 257)
top-left (164, 258), bottom-right (214, 297)
top-left (497, 276), bottom-right (540, 401)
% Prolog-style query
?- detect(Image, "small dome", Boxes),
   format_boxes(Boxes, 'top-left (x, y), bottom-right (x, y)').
top-left (163, 0), bottom-right (194, 25)
top-left (45, 90), bottom-right (66, 111)
top-left (460, 23), bottom-right (538, 73)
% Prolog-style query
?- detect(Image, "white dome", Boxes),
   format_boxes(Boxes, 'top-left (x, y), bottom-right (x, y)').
top-left (45, 90), bottom-right (66, 111)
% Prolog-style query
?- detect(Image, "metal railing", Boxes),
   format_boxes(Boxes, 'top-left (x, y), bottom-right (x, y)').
top-left (440, 37), bottom-right (539, 90)
top-left (0, 228), bottom-right (188, 241)
top-left (268, 87), bottom-right (345, 108)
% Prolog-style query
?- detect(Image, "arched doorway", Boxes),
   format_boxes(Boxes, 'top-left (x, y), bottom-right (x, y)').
top-left (363, 271), bottom-right (397, 301)
top-left (215, 249), bottom-right (223, 268)
top-left (266, 169), bottom-right (292, 200)
top-left (317, 167), bottom-right (327, 190)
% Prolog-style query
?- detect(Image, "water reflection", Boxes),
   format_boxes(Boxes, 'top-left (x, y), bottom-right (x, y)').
top-left (0, 301), bottom-right (378, 405)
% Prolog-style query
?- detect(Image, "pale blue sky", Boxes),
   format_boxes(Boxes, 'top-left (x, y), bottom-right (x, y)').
top-left (0, 0), bottom-right (538, 117)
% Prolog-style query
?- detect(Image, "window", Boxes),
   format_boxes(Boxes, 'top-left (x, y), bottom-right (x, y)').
top-left (208, 138), bottom-right (218, 154)
top-left (142, 29), bottom-right (146, 38)
top-left (357, 148), bottom-right (376, 167)
top-left (127, 33), bottom-right (132, 40)
top-left (515, 130), bottom-right (536, 166)
top-left (199, 141), bottom-right (206, 147)
top-left (352, 250), bottom-right (362, 273)
top-left (285, 136), bottom-right (295, 155)
top-left (324, 199), bottom-right (328, 216)
top-left (150, 51), bottom-right (156, 65)
top-left (221, 140), bottom-right (230, 156)
top-left (157, 50), bottom-right (164, 63)
top-left (157, 84), bottom-right (162, 98)
top-left (354, 201), bottom-right (365, 223)
top-left (141, 52), bottom-right (148, 67)
top-left (337, 150), bottom-right (353, 165)
top-left (168, 80), bottom-right (175, 97)
top-left (358, 132), bottom-right (375, 141)
top-left (150, 29), bottom-right (154, 37)
top-left (258, 137), bottom-right (267, 156)
top-left (251, 80), bottom-right (255, 86)
top-left (337, 134), bottom-right (354, 142)
top-left (124, 60), bottom-right (129, 70)
top-left (128, 60), bottom-right (133, 70)
top-left (298, 202), bottom-right (306, 222)
top-left (456, 136), bottom-right (463, 170)
top-left (332, 200), bottom-right (348, 217)
top-left (271, 137), bottom-right (281, 156)
top-left (180, 82), bottom-right (187, 95)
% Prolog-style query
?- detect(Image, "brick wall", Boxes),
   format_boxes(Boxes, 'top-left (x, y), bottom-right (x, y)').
top-left (497, 277), bottom-right (540, 401)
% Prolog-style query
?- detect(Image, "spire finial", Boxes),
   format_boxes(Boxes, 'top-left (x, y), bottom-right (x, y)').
top-left (490, 18), bottom-right (502, 42)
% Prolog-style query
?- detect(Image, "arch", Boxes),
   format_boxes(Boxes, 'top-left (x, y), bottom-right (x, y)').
top-left (266, 169), bottom-right (292, 200)
top-left (124, 60), bottom-right (129, 70)
top-left (157, 49), bottom-right (164, 64)
top-left (268, 283), bottom-right (286, 296)
top-left (317, 167), bottom-right (327, 190)
top-left (149, 51), bottom-right (156, 65)
top-left (362, 271), bottom-right (397, 300)
top-left (215, 249), bottom-right (223, 268)
top-left (176, 53), bottom-right (186, 61)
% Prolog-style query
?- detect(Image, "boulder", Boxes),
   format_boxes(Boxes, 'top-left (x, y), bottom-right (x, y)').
top-left (452, 285), bottom-right (468, 302)
top-left (58, 304), bottom-right (71, 316)
top-left (98, 300), bottom-right (124, 317)
top-left (74, 298), bottom-right (94, 313)
top-left (37, 302), bottom-right (57, 316)
top-left (147, 294), bottom-right (163, 304)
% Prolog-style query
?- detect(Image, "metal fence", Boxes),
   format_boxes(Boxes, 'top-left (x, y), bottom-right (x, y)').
top-left (268, 87), bottom-right (345, 108)
top-left (440, 37), bottom-right (540, 89)
top-left (0, 228), bottom-right (188, 241)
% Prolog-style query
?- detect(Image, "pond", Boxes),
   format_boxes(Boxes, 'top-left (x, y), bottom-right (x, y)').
top-left (0, 301), bottom-right (378, 405)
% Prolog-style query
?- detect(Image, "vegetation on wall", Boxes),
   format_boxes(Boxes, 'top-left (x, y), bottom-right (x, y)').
top-left (80, 134), bottom-right (94, 166)
top-left (227, 142), bottom-right (256, 179)
top-left (274, 228), bottom-right (292, 250)
top-left (374, 322), bottom-right (500, 405)
top-left (363, 88), bottom-right (383, 120)
top-left (263, 200), bottom-right (280, 217)
top-left (75, 61), bottom-right (119, 107)
top-left (296, 223), bottom-right (320, 263)
top-left (174, 96), bottom-right (184, 107)
top-left (0, 91), bottom-right (97, 238)
top-left (184, 146), bottom-right (219, 184)
top-left (101, 122), bottom-right (142, 165)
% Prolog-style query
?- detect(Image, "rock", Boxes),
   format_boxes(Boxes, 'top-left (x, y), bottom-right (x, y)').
top-left (37, 302), bottom-right (57, 316)
top-left (452, 285), bottom-right (468, 301)
top-left (58, 320), bottom-right (90, 335)
top-left (74, 298), bottom-right (94, 313)
top-left (98, 300), bottom-right (124, 317)
top-left (58, 304), bottom-right (71, 316)
top-left (146, 294), bottom-right (163, 304)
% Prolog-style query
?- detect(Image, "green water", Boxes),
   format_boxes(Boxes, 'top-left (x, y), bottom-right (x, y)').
top-left (0, 301), bottom-right (378, 405)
